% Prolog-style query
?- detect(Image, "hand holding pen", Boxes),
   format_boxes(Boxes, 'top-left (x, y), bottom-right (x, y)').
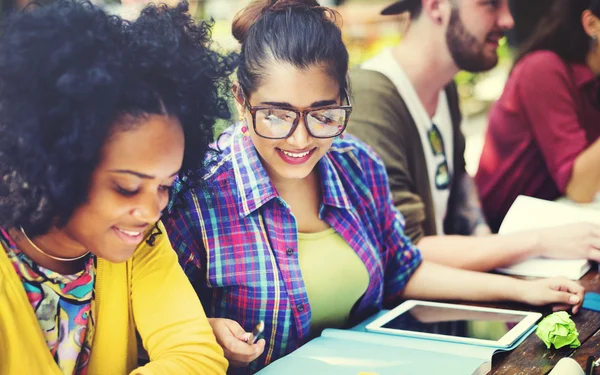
top-left (246, 320), bottom-right (265, 344)
top-left (208, 318), bottom-right (266, 368)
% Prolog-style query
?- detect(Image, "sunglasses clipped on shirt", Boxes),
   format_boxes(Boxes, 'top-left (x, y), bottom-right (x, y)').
top-left (427, 123), bottom-right (450, 190)
top-left (239, 89), bottom-right (353, 140)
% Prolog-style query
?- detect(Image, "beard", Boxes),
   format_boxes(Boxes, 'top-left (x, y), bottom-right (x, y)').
top-left (445, 7), bottom-right (502, 72)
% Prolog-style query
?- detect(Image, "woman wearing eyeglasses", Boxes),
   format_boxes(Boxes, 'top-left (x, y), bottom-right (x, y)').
top-left (165, 0), bottom-right (585, 373)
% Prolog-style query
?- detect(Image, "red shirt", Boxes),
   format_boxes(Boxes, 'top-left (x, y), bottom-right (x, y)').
top-left (475, 50), bottom-right (600, 232)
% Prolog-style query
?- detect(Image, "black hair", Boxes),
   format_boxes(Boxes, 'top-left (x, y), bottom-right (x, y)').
top-left (0, 0), bottom-right (235, 238)
top-left (515, 0), bottom-right (599, 65)
top-left (231, 0), bottom-right (349, 96)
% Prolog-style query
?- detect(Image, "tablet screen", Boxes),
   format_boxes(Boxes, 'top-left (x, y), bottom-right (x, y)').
top-left (381, 304), bottom-right (527, 341)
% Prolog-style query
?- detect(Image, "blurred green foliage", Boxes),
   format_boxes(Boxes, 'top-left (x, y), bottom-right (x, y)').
top-left (346, 34), bottom-right (403, 68)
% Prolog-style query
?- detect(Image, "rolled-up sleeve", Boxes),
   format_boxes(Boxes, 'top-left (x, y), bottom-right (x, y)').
top-left (382, 184), bottom-right (423, 306)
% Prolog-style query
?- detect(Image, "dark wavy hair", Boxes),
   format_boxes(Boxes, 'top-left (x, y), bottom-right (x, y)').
top-left (0, 0), bottom-right (235, 239)
top-left (515, 0), bottom-right (599, 65)
top-left (231, 0), bottom-right (349, 96)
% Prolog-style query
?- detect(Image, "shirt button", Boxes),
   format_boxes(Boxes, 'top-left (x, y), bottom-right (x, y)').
top-left (286, 248), bottom-right (294, 256)
top-left (297, 304), bottom-right (304, 312)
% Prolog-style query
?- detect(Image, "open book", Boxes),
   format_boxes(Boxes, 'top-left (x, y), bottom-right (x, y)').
top-left (495, 196), bottom-right (599, 280)
top-left (256, 311), bottom-right (534, 375)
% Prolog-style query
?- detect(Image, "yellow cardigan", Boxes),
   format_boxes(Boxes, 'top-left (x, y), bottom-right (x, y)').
top-left (0, 221), bottom-right (228, 375)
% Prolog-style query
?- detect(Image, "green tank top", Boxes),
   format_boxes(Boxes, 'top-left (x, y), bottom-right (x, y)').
top-left (298, 228), bottom-right (369, 338)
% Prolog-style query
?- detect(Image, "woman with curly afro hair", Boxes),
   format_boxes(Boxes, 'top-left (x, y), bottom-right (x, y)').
top-left (0, 1), bottom-right (233, 374)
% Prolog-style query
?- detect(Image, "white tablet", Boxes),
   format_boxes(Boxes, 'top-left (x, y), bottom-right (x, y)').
top-left (365, 300), bottom-right (541, 347)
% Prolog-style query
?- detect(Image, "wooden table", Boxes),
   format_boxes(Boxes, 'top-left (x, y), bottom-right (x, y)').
top-left (491, 270), bottom-right (600, 374)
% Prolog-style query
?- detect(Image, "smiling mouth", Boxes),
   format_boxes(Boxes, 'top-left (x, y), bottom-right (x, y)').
top-left (116, 228), bottom-right (143, 237)
top-left (280, 150), bottom-right (311, 158)
top-left (112, 226), bottom-right (147, 245)
top-left (276, 147), bottom-right (316, 165)
top-left (486, 32), bottom-right (504, 44)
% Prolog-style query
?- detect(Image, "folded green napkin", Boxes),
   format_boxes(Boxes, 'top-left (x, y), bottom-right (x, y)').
top-left (536, 311), bottom-right (581, 349)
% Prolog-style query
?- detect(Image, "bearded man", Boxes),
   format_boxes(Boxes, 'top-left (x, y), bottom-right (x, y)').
top-left (346, 0), bottom-right (579, 271)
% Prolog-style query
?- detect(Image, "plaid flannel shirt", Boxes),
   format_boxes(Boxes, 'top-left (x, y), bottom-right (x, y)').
top-left (165, 125), bottom-right (422, 374)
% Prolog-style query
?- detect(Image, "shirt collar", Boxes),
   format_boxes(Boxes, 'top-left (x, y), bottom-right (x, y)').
top-left (231, 126), bottom-right (353, 216)
top-left (231, 125), bottom-right (279, 218)
top-left (318, 146), bottom-right (353, 210)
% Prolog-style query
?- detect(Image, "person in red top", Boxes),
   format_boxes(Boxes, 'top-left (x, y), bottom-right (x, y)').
top-left (476, 0), bottom-right (600, 232)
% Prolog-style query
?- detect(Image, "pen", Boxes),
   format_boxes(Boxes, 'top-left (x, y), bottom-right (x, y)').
top-left (247, 320), bottom-right (264, 344)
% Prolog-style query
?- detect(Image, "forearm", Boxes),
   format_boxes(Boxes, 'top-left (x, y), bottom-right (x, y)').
top-left (402, 261), bottom-right (526, 303)
top-left (566, 138), bottom-right (600, 203)
top-left (417, 231), bottom-right (541, 271)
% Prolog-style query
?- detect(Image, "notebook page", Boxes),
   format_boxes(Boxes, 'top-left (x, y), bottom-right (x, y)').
top-left (496, 196), bottom-right (599, 280)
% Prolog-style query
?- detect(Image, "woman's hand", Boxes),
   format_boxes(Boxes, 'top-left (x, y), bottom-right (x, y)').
top-left (537, 222), bottom-right (600, 261)
top-left (403, 261), bottom-right (585, 313)
top-left (518, 277), bottom-right (584, 314)
top-left (208, 318), bottom-right (266, 367)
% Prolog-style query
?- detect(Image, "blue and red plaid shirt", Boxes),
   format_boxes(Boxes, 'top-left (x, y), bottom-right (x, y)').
top-left (165, 125), bottom-right (422, 374)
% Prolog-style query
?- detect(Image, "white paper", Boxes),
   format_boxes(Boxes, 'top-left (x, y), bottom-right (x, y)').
top-left (547, 358), bottom-right (585, 375)
top-left (496, 196), bottom-right (600, 280)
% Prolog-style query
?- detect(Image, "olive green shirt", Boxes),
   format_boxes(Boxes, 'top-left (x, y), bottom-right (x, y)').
top-left (347, 68), bottom-right (466, 243)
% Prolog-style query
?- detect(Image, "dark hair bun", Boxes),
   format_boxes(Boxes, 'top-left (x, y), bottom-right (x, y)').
top-left (233, 0), bottom-right (348, 97)
top-left (232, 0), bottom-right (326, 44)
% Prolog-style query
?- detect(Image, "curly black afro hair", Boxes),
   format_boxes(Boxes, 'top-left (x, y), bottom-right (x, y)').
top-left (0, 0), bottom-right (235, 238)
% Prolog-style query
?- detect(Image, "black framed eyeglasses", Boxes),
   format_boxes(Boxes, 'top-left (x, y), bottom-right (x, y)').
top-left (427, 123), bottom-right (451, 190)
top-left (239, 90), bottom-right (353, 140)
